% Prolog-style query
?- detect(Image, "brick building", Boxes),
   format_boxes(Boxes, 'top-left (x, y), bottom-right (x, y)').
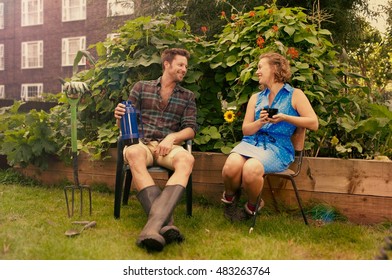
top-left (0, 0), bottom-right (140, 100)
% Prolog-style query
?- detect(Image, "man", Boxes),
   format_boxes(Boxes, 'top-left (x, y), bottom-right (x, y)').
top-left (114, 48), bottom-right (197, 252)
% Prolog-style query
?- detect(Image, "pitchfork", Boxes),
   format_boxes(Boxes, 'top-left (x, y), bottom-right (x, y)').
top-left (62, 81), bottom-right (92, 217)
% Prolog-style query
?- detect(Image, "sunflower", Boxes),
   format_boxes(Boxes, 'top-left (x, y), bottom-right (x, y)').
top-left (224, 110), bottom-right (235, 123)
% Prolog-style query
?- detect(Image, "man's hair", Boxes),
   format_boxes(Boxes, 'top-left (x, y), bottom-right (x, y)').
top-left (161, 48), bottom-right (190, 70)
top-left (259, 52), bottom-right (292, 83)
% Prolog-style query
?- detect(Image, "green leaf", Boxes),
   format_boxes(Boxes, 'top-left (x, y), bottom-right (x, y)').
top-left (226, 72), bottom-right (237, 81)
top-left (283, 26), bottom-right (296, 36)
top-left (226, 55), bottom-right (238, 67)
top-left (221, 146), bottom-right (232, 154)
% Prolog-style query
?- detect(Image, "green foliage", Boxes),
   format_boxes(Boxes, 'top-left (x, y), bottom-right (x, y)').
top-left (0, 169), bottom-right (40, 186)
top-left (0, 3), bottom-right (391, 169)
top-left (0, 102), bottom-right (58, 168)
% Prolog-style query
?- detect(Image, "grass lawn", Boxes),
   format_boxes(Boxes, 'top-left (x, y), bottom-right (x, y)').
top-left (0, 170), bottom-right (391, 260)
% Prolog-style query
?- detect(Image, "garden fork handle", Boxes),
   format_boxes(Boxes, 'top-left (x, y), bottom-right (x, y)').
top-left (69, 98), bottom-right (80, 187)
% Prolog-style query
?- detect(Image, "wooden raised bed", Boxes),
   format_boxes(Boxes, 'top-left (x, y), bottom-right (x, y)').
top-left (13, 150), bottom-right (392, 225)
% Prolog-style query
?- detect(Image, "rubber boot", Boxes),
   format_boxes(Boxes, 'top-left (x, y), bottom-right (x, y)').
top-left (136, 185), bottom-right (184, 244)
top-left (221, 189), bottom-right (242, 222)
top-left (136, 184), bottom-right (185, 252)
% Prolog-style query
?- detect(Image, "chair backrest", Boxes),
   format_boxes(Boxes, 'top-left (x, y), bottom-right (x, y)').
top-left (290, 127), bottom-right (306, 176)
top-left (291, 127), bottom-right (306, 152)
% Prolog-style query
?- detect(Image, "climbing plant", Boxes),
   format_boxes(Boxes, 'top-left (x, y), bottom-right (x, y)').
top-left (1, 3), bottom-right (391, 169)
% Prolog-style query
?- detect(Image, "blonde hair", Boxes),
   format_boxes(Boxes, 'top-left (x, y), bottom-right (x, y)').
top-left (259, 52), bottom-right (291, 83)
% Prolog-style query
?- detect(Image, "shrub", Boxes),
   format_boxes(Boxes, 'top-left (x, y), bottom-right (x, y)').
top-left (0, 4), bottom-right (391, 169)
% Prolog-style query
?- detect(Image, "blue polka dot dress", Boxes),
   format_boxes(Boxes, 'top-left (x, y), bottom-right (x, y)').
top-left (231, 83), bottom-right (299, 173)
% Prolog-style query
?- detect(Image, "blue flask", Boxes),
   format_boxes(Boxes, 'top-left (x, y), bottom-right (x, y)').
top-left (120, 101), bottom-right (139, 145)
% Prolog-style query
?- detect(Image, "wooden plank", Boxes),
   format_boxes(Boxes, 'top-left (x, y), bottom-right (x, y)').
top-left (264, 189), bottom-right (392, 225)
top-left (296, 157), bottom-right (392, 197)
top-left (13, 150), bottom-right (392, 224)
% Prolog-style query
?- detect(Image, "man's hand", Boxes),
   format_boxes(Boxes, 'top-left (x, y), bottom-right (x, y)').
top-left (155, 135), bottom-right (176, 157)
top-left (114, 103), bottom-right (126, 120)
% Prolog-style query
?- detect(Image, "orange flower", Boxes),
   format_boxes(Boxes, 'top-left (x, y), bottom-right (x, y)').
top-left (287, 47), bottom-right (299, 59)
top-left (257, 36), bottom-right (265, 48)
top-left (221, 11), bottom-right (226, 18)
top-left (272, 25), bottom-right (278, 32)
top-left (268, 9), bottom-right (274, 14)
top-left (249, 11), bottom-right (256, 17)
top-left (201, 26), bottom-right (208, 33)
top-left (231, 14), bottom-right (236, 20)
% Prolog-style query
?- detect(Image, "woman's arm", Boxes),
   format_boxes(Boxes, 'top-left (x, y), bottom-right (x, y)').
top-left (269, 88), bottom-right (319, 131)
top-left (291, 88), bottom-right (318, 131)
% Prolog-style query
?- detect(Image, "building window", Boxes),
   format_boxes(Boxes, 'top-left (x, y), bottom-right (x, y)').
top-left (62, 36), bottom-right (86, 66)
top-left (21, 83), bottom-right (43, 101)
top-left (62, 0), bottom-right (86, 22)
top-left (21, 41), bottom-right (43, 69)
top-left (0, 3), bottom-right (4, 29)
top-left (107, 0), bottom-right (134, 17)
top-left (0, 44), bottom-right (4, 70)
top-left (0, 85), bottom-right (4, 99)
top-left (21, 0), bottom-right (43, 26)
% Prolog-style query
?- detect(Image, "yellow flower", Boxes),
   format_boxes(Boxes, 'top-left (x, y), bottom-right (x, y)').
top-left (331, 136), bottom-right (339, 146)
top-left (224, 110), bottom-right (235, 123)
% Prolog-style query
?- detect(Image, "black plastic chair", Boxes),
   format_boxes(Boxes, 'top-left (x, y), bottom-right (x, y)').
top-left (249, 128), bottom-right (308, 233)
top-left (114, 138), bottom-right (193, 219)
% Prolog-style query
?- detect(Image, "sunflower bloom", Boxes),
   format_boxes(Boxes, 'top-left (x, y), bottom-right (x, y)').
top-left (224, 110), bottom-right (235, 123)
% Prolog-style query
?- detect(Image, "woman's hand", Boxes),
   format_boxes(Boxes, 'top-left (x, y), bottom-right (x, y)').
top-left (259, 110), bottom-right (269, 124)
top-left (268, 113), bottom-right (285, 124)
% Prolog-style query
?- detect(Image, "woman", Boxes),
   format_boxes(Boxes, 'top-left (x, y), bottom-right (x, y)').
top-left (221, 52), bottom-right (318, 221)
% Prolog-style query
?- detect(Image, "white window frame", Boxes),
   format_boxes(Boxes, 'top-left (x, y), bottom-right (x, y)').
top-left (21, 41), bottom-right (44, 69)
top-left (0, 85), bottom-right (4, 99)
top-left (61, 36), bottom-right (86, 66)
top-left (107, 0), bottom-right (134, 17)
top-left (21, 83), bottom-right (43, 101)
top-left (62, 0), bottom-right (86, 22)
top-left (0, 3), bottom-right (4, 29)
top-left (0, 44), bottom-right (4, 70)
top-left (21, 0), bottom-right (43, 27)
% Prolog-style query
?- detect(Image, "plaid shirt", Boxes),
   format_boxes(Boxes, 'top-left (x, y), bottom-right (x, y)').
top-left (128, 77), bottom-right (198, 143)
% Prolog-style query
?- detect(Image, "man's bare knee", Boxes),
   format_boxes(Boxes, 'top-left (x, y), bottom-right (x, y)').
top-left (125, 146), bottom-right (147, 165)
top-left (173, 152), bottom-right (194, 172)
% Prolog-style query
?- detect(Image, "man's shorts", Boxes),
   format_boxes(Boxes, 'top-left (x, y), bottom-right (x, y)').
top-left (123, 141), bottom-right (187, 170)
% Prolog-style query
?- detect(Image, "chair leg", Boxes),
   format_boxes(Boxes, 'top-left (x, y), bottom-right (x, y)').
top-left (114, 175), bottom-right (123, 219)
top-left (122, 169), bottom-right (132, 205)
top-left (249, 189), bottom-right (263, 234)
top-left (290, 178), bottom-right (309, 225)
top-left (186, 174), bottom-right (192, 217)
top-left (114, 158), bottom-right (193, 219)
top-left (114, 141), bottom-right (125, 219)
